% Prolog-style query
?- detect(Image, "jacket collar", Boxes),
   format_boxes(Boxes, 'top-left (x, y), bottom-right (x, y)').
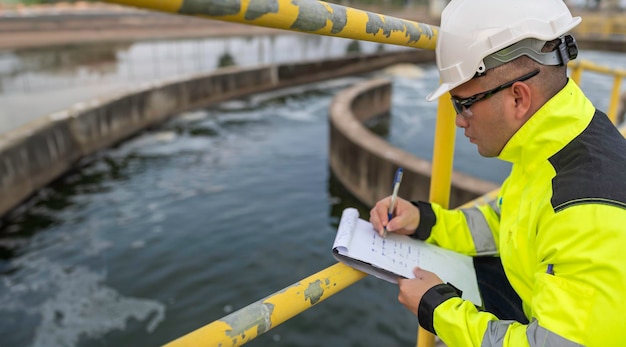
top-left (497, 79), bottom-right (595, 169)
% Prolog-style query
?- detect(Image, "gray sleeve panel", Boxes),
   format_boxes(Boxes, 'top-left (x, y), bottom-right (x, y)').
top-left (488, 198), bottom-right (501, 218)
top-left (481, 320), bottom-right (516, 347)
top-left (526, 319), bottom-right (584, 347)
top-left (461, 207), bottom-right (498, 256)
top-left (480, 319), bottom-right (585, 347)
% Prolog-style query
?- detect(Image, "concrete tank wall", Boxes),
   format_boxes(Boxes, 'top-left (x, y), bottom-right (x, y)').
top-left (0, 49), bottom-right (435, 217)
top-left (328, 79), bottom-right (499, 209)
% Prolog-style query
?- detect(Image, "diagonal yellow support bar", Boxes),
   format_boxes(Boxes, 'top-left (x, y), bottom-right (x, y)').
top-left (104, 0), bottom-right (438, 50)
top-left (164, 263), bottom-right (367, 347)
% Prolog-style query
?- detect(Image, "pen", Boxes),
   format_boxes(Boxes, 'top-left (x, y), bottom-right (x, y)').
top-left (383, 167), bottom-right (403, 238)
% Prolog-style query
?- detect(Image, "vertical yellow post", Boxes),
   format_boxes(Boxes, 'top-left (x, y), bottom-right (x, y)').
top-left (428, 93), bottom-right (456, 208)
top-left (570, 61), bottom-right (583, 86)
top-left (417, 92), bottom-right (457, 347)
top-left (607, 76), bottom-right (623, 124)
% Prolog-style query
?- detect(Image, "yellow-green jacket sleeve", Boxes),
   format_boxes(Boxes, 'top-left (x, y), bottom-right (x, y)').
top-left (412, 200), bottom-right (500, 257)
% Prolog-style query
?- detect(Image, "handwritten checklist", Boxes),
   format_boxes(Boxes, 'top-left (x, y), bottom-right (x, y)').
top-left (332, 208), bottom-right (482, 306)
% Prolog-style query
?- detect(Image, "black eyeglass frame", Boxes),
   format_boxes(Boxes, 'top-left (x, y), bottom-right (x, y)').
top-left (451, 69), bottom-right (540, 116)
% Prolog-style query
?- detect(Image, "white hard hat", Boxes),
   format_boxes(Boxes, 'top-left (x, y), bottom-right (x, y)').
top-left (426, 0), bottom-right (582, 101)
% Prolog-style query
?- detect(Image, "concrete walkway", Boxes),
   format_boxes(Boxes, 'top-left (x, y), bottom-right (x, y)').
top-left (0, 82), bottom-right (130, 134)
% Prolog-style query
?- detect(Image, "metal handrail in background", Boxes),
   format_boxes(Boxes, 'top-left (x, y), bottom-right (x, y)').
top-left (573, 13), bottom-right (626, 39)
top-left (569, 59), bottom-right (626, 124)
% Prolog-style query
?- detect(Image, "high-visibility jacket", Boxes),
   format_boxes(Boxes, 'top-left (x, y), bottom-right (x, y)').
top-left (414, 80), bottom-right (626, 346)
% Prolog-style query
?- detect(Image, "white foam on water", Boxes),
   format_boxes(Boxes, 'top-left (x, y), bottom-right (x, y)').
top-left (179, 109), bottom-right (209, 122)
top-left (216, 112), bottom-right (264, 124)
top-left (0, 257), bottom-right (165, 347)
top-left (131, 239), bottom-right (146, 249)
top-left (275, 109), bottom-right (316, 122)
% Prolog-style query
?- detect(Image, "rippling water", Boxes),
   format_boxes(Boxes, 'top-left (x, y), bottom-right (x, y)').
top-left (1, 46), bottom-right (625, 347)
top-left (0, 76), bottom-right (421, 347)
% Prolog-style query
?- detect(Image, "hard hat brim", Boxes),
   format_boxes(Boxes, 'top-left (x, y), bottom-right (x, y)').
top-left (426, 83), bottom-right (453, 102)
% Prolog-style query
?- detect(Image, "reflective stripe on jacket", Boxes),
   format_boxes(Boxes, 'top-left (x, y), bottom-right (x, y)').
top-left (417, 80), bottom-right (626, 346)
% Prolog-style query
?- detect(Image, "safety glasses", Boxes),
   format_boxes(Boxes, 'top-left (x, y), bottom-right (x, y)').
top-left (451, 69), bottom-right (540, 117)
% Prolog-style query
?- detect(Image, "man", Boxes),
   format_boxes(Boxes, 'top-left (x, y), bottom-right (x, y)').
top-left (369, 0), bottom-right (626, 345)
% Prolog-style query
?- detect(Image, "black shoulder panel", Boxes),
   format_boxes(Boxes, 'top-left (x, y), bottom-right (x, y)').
top-left (548, 110), bottom-right (626, 212)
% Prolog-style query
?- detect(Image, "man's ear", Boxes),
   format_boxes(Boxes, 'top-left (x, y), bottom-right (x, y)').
top-left (511, 82), bottom-right (533, 121)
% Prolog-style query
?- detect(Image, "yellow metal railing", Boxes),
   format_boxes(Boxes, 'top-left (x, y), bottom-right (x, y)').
top-left (164, 263), bottom-right (368, 346)
top-left (101, 1), bottom-right (441, 346)
top-left (573, 13), bottom-right (626, 39)
top-left (569, 60), bottom-right (626, 124)
top-left (104, 0), bottom-right (438, 50)
top-left (98, 1), bottom-right (624, 346)
top-left (414, 90), bottom-right (457, 347)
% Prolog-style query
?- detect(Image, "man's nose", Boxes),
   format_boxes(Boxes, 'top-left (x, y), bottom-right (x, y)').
top-left (455, 113), bottom-right (469, 128)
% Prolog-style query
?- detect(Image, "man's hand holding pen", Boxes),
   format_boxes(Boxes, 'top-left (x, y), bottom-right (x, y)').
top-left (369, 196), bottom-right (421, 237)
top-left (383, 168), bottom-right (404, 238)
top-left (369, 187), bottom-right (444, 318)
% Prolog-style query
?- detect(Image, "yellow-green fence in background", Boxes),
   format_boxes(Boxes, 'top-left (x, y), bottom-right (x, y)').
top-left (569, 60), bottom-right (626, 124)
top-left (573, 12), bottom-right (626, 39)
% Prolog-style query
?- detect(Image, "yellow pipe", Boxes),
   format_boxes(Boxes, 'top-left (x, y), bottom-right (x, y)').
top-left (164, 263), bottom-right (367, 347)
top-left (608, 76), bottom-right (623, 124)
top-left (416, 91), bottom-right (457, 347)
top-left (104, 0), bottom-right (438, 50)
top-left (569, 61), bottom-right (583, 85)
top-left (428, 93), bottom-right (456, 209)
top-left (570, 60), bottom-right (626, 78)
top-left (568, 60), bottom-right (626, 125)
